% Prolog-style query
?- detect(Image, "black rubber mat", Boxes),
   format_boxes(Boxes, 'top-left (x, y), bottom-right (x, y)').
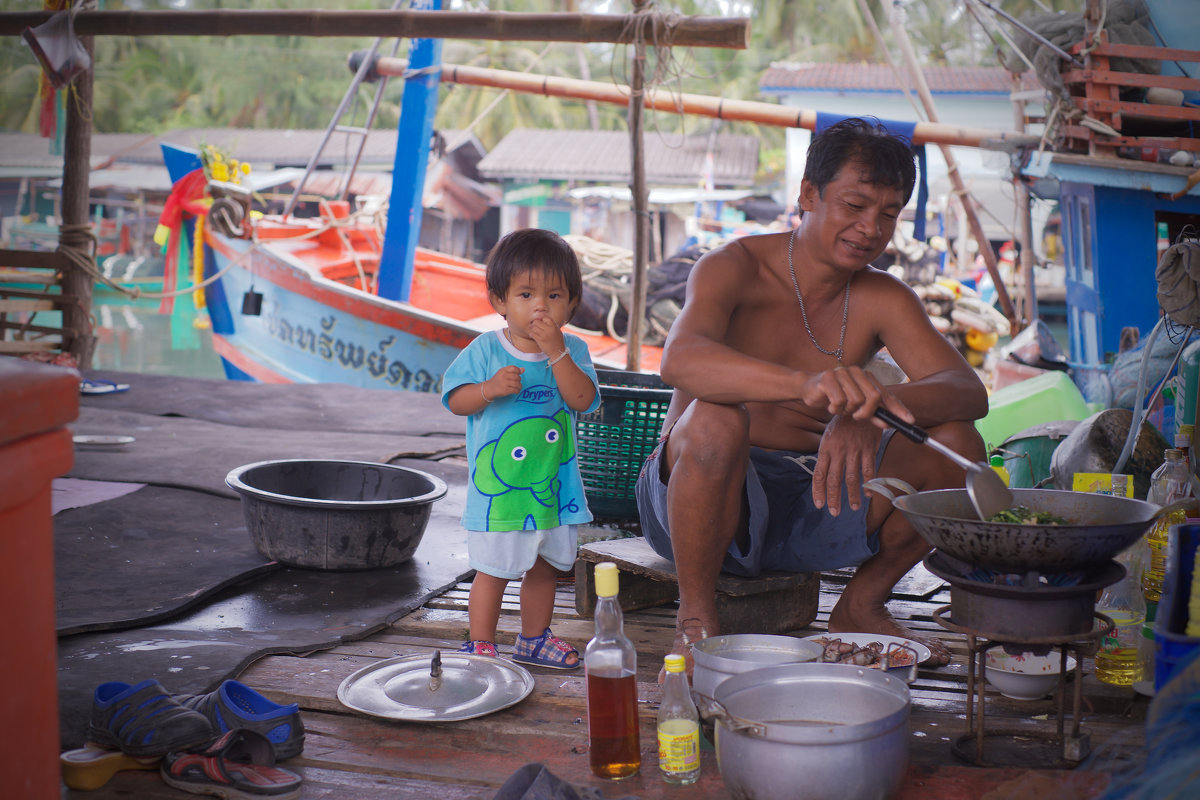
top-left (55, 484), bottom-right (276, 636)
top-left (57, 458), bottom-right (471, 750)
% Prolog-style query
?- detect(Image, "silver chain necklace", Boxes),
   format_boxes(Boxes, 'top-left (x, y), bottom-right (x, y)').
top-left (787, 230), bottom-right (850, 363)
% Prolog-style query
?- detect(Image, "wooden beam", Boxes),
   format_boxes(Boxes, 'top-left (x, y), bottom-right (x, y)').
top-left (0, 10), bottom-right (750, 49)
top-left (0, 268), bottom-right (58, 284)
top-left (0, 339), bottom-right (61, 354)
top-left (0, 249), bottom-right (70, 272)
top-left (0, 299), bottom-right (58, 313)
top-left (398, 60), bottom-right (1038, 150)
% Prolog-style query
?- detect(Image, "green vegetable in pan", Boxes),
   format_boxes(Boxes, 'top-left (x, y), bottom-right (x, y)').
top-left (987, 505), bottom-right (1068, 525)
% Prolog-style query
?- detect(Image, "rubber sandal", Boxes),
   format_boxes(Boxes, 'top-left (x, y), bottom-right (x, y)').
top-left (80, 379), bottom-right (130, 395)
top-left (174, 680), bottom-right (305, 760)
top-left (60, 744), bottom-right (160, 791)
top-left (458, 640), bottom-right (498, 657)
top-left (511, 628), bottom-right (581, 671)
top-left (88, 680), bottom-right (214, 757)
top-left (161, 729), bottom-right (302, 800)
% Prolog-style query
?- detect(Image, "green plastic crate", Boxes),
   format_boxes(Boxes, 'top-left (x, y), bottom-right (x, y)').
top-left (575, 369), bottom-right (672, 520)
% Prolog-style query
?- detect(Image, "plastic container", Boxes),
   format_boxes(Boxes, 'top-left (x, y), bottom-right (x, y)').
top-left (976, 370), bottom-right (1091, 452)
top-left (657, 653), bottom-right (700, 785)
top-left (574, 369), bottom-right (672, 519)
top-left (1154, 524), bottom-right (1200, 690)
top-left (1000, 420), bottom-right (1077, 489)
top-left (585, 563), bottom-right (640, 780)
top-left (989, 454), bottom-right (1010, 487)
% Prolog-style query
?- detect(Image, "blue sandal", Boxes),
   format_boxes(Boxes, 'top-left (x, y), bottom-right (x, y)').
top-left (512, 628), bottom-right (580, 671)
top-left (459, 640), bottom-right (498, 657)
top-left (87, 680), bottom-right (213, 757)
top-left (174, 680), bottom-right (305, 760)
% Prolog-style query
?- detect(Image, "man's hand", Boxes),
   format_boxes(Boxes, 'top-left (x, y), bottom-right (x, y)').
top-left (798, 365), bottom-right (894, 421)
top-left (811, 413), bottom-right (883, 515)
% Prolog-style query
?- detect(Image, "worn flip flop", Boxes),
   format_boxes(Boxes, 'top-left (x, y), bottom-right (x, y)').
top-left (161, 729), bottom-right (302, 800)
top-left (88, 680), bottom-right (214, 758)
top-left (80, 379), bottom-right (131, 395)
top-left (511, 628), bottom-right (581, 671)
top-left (60, 744), bottom-right (160, 791)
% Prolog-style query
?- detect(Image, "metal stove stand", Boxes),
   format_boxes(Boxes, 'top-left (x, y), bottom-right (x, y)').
top-left (933, 606), bottom-right (1114, 768)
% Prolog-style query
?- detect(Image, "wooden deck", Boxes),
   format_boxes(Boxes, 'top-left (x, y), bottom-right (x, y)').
top-left (65, 560), bottom-right (1147, 799)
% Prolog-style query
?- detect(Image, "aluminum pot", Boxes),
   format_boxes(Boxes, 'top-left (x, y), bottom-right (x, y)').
top-left (704, 663), bottom-right (910, 800)
top-left (691, 634), bottom-right (823, 709)
top-left (866, 477), bottom-right (1182, 574)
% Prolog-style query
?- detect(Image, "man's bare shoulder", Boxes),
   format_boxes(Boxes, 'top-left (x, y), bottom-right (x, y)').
top-left (692, 232), bottom-right (783, 281)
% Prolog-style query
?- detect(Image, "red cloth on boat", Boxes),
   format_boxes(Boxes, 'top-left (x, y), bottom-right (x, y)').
top-left (156, 168), bottom-right (209, 315)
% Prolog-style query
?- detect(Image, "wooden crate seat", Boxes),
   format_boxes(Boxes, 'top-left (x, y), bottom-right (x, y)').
top-left (574, 536), bottom-right (819, 635)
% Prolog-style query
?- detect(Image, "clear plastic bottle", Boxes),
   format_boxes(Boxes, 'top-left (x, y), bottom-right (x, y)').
top-left (585, 562), bottom-right (640, 780)
top-left (657, 653), bottom-right (700, 785)
top-left (989, 454), bottom-right (1010, 487)
top-left (1144, 449), bottom-right (1191, 603)
top-left (1096, 545), bottom-right (1146, 686)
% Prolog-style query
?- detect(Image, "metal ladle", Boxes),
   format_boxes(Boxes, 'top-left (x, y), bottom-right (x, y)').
top-left (875, 407), bottom-right (1013, 520)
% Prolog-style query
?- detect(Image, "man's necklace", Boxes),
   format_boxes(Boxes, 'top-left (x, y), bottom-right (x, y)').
top-left (787, 229), bottom-right (850, 364)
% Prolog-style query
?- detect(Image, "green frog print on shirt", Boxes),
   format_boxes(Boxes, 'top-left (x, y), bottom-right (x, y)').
top-left (472, 409), bottom-right (577, 529)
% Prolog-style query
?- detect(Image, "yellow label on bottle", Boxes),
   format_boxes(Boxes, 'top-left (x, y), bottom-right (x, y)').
top-left (1072, 473), bottom-right (1134, 497)
top-left (657, 719), bottom-right (699, 773)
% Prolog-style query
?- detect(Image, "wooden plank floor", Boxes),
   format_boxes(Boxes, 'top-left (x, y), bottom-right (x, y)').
top-left (65, 569), bottom-right (1147, 799)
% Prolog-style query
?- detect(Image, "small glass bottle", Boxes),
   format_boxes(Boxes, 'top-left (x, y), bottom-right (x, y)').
top-left (1144, 449), bottom-right (1191, 603)
top-left (585, 562), bottom-right (640, 780)
top-left (989, 454), bottom-right (1010, 487)
top-left (657, 653), bottom-right (700, 785)
top-left (1096, 545), bottom-right (1146, 687)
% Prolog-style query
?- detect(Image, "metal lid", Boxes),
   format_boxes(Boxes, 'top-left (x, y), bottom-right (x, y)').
top-left (337, 651), bottom-right (535, 722)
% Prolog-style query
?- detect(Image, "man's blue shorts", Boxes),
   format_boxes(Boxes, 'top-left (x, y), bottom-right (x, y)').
top-left (634, 427), bottom-right (896, 577)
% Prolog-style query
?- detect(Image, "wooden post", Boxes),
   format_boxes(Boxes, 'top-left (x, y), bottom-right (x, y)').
top-left (59, 36), bottom-right (95, 368)
top-left (626, 0), bottom-right (649, 372)
top-left (1012, 74), bottom-right (1038, 327)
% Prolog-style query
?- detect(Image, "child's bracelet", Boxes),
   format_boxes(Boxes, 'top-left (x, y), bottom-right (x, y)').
top-left (479, 383), bottom-right (492, 403)
top-left (547, 349), bottom-right (570, 367)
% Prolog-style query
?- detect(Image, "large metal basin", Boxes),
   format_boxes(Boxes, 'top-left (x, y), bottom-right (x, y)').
top-left (867, 479), bottom-right (1167, 574)
top-left (705, 663), bottom-right (910, 800)
top-left (226, 459), bottom-right (446, 570)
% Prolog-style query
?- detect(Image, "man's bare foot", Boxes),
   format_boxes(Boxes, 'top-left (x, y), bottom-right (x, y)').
top-left (657, 616), bottom-right (714, 684)
top-left (828, 604), bottom-right (951, 667)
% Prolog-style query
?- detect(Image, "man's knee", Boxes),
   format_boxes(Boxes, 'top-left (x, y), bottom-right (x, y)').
top-left (671, 401), bottom-right (751, 472)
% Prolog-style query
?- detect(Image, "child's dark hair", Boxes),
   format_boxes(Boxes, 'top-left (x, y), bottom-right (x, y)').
top-left (803, 117), bottom-right (917, 205)
top-left (485, 228), bottom-right (583, 302)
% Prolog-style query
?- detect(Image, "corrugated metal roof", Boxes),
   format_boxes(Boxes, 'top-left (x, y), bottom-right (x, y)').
top-left (477, 129), bottom-right (759, 187)
top-left (759, 62), bottom-right (1014, 95)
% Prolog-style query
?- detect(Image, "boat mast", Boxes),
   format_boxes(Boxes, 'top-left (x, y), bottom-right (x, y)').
top-left (378, 0), bottom-right (443, 304)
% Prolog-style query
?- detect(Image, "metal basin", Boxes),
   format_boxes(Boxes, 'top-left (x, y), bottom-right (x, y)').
top-left (691, 634), bottom-right (823, 708)
top-left (226, 459), bottom-right (446, 570)
top-left (705, 663), bottom-right (910, 800)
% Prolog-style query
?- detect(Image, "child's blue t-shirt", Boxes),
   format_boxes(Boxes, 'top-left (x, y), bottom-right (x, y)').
top-left (441, 330), bottom-right (601, 532)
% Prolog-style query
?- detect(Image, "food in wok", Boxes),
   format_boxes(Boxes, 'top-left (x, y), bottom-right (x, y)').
top-left (986, 505), bottom-right (1068, 525)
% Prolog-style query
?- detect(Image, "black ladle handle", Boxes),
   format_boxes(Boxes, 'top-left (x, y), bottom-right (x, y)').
top-left (875, 407), bottom-right (927, 444)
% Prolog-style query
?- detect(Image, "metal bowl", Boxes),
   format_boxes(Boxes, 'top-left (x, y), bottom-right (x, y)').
top-left (691, 634), bottom-right (823, 707)
top-left (226, 459), bottom-right (446, 570)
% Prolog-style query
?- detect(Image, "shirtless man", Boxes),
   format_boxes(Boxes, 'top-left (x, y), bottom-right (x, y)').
top-left (634, 118), bottom-right (988, 669)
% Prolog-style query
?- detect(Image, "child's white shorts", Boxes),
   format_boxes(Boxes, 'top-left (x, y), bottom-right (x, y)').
top-left (467, 525), bottom-right (578, 580)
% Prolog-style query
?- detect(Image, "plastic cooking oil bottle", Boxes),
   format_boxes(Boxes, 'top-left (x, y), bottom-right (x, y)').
top-left (1096, 546), bottom-right (1146, 686)
top-left (1144, 448), bottom-right (1191, 603)
top-left (585, 562), bottom-right (640, 780)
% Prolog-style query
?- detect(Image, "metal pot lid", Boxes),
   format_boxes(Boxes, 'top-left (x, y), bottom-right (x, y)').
top-left (337, 651), bottom-right (535, 722)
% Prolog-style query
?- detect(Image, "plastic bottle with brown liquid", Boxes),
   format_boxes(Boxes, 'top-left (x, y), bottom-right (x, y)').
top-left (585, 562), bottom-right (640, 780)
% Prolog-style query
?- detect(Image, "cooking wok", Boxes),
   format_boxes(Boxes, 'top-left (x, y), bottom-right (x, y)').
top-left (865, 477), bottom-right (1187, 574)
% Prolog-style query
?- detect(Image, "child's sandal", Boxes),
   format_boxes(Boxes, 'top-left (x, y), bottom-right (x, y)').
top-left (511, 628), bottom-right (580, 671)
top-left (458, 640), bottom-right (498, 657)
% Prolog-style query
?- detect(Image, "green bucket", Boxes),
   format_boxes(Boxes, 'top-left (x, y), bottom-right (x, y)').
top-left (997, 420), bottom-right (1080, 489)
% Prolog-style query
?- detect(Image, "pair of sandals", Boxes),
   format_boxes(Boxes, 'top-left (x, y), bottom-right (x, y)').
top-left (459, 627), bottom-right (580, 670)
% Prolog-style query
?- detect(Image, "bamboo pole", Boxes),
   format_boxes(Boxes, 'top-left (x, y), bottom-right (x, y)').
top-left (626, 0), bottom-right (649, 372)
top-left (1013, 75), bottom-right (1038, 326)
top-left (394, 59), bottom-right (1038, 151)
top-left (887, 9), bottom-right (1016, 328)
top-left (0, 10), bottom-right (749, 49)
top-left (59, 37), bottom-right (96, 369)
